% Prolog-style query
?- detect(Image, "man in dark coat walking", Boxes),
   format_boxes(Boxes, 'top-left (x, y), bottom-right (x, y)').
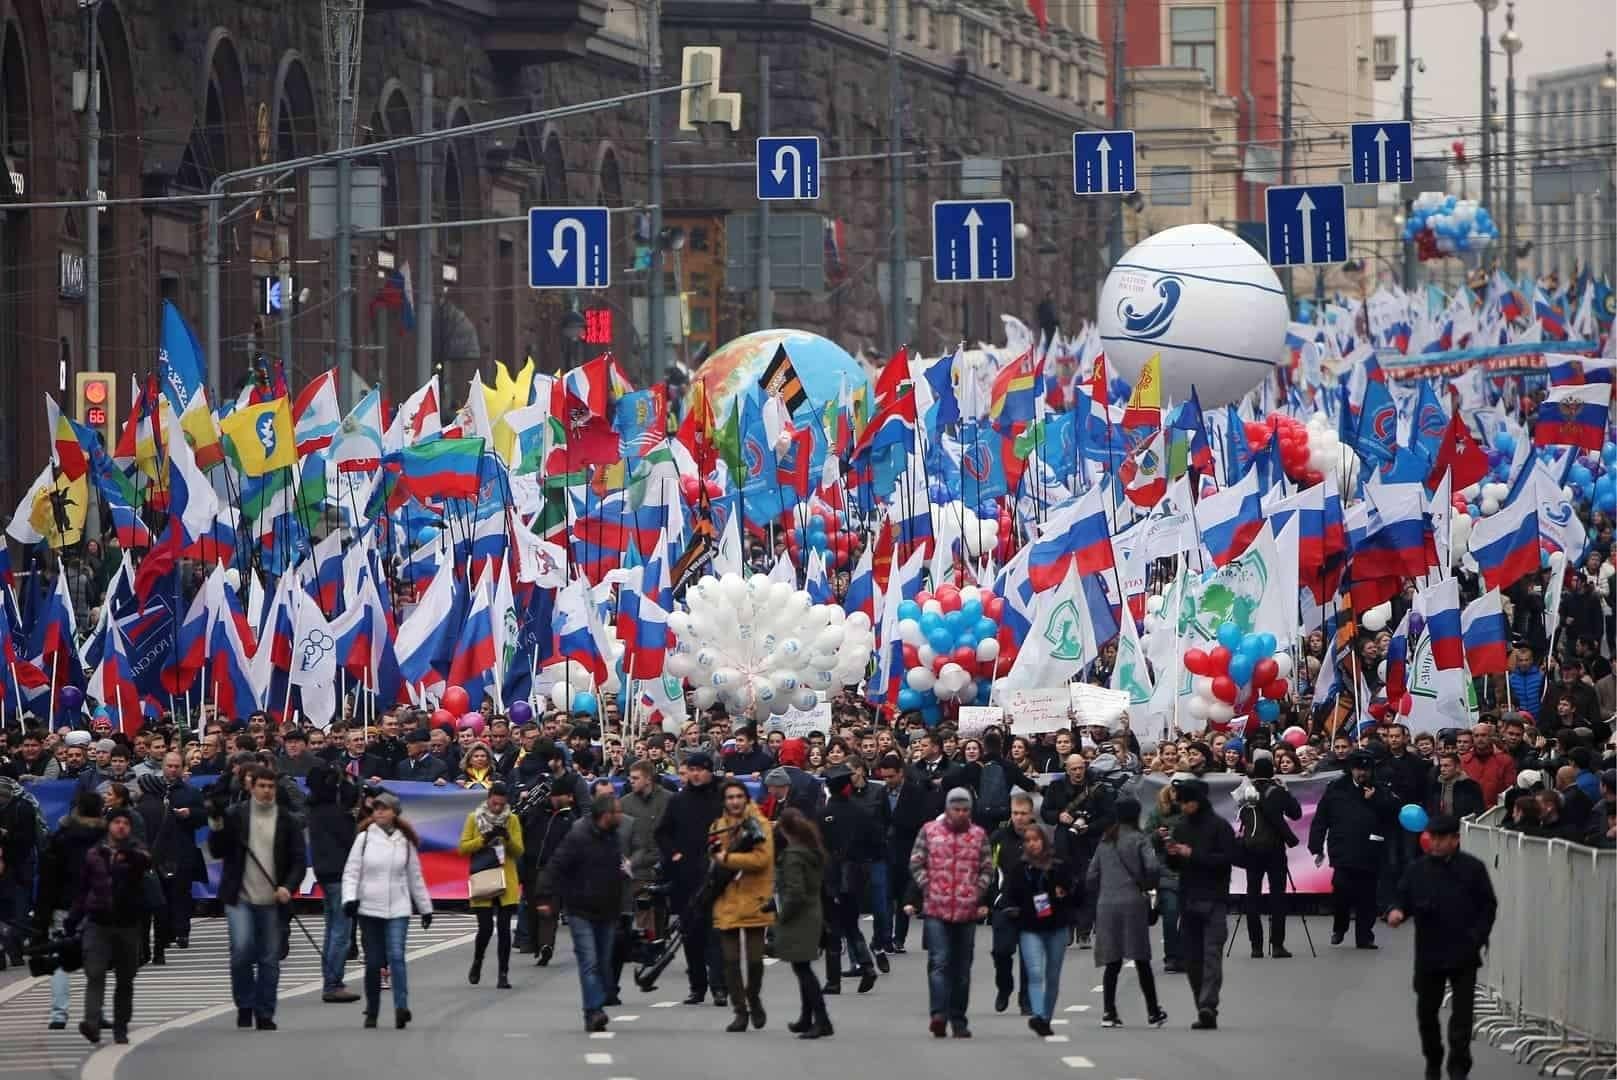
top-left (1309, 750), bottom-right (1399, 948)
top-left (537, 794), bottom-right (632, 1032)
top-left (132, 757), bottom-right (205, 962)
top-left (1387, 813), bottom-right (1497, 1080)
top-left (1163, 779), bottom-right (1236, 1031)
top-left (876, 753), bottom-right (929, 953)
top-left (653, 752), bottom-right (727, 1006)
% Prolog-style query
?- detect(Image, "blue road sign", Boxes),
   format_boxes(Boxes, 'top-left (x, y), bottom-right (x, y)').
top-left (1349, 121), bottom-right (1413, 184)
top-left (931, 199), bottom-right (1015, 283)
top-left (528, 207), bottom-right (610, 289)
top-left (1071, 129), bottom-right (1136, 195)
top-left (1264, 184), bottom-right (1348, 267)
top-left (756, 136), bottom-right (820, 200)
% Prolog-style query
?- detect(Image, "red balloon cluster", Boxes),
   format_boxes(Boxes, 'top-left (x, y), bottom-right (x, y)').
top-left (899, 585), bottom-right (1018, 679)
top-left (1182, 646), bottom-right (1289, 706)
top-left (1242, 414), bottom-right (1325, 488)
top-left (678, 475), bottom-right (722, 505)
top-left (782, 507), bottom-right (860, 570)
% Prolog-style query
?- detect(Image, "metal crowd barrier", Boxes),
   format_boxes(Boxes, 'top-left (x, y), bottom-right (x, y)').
top-left (1462, 808), bottom-right (1616, 1079)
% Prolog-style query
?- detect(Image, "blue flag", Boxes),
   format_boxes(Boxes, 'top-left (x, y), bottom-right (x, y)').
top-left (158, 301), bottom-right (207, 415)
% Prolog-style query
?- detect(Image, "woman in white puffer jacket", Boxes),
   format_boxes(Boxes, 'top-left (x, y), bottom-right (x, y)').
top-left (340, 792), bottom-right (433, 1030)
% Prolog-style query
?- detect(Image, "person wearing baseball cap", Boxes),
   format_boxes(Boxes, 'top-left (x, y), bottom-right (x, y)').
top-left (1386, 813), bottom-right (1497, 1080)
top-left (1309, 748), bottom-right (1399, 950)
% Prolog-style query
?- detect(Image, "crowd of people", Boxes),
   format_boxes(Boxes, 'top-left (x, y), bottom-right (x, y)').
top-left (0, 682), bottom-right (1609, 1066)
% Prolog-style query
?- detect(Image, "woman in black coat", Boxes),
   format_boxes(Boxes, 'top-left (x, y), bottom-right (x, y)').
top-left (774, 809), bottom-right (832, 1040)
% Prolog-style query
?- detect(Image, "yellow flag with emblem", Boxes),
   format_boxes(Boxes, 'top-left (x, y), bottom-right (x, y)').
top-left (219, 398), bottom-right (296, 477)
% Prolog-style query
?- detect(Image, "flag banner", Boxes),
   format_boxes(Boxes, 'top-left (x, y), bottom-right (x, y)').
top-left (758, 344), bottom-right (809, 413)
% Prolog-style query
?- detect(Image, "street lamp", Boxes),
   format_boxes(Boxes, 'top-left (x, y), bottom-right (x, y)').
top-left (1602, 52), bottom-right (1616, 278)
top-left (1499, 5), bottom-right (1521, 277)
top-left (1477, 0), bottom-right (1498, 212)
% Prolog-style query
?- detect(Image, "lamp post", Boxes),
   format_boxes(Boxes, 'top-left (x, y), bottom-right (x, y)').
top-left (1476, 0), bottom-right (1497, 213)
top-left (1499, 6), bottom-right (1521, 278)
top-left (1602, 52), bottom-right (1616, 281)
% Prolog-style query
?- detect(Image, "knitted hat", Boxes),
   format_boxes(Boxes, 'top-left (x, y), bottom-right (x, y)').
top-left (945, 787), bottom-right (974, 808)
top-left (764, 768), bottom-right (791, 788)
top-left (65, 731), bottom-right (92, 748)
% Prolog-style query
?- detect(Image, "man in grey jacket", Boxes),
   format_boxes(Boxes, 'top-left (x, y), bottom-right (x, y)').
top-left (621, 763), bottom-right (671, 926)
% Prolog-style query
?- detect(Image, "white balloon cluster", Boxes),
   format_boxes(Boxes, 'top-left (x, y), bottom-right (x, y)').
top-left (663, 573), bottom-right (875, 720)
top-left (956, 508), bottom-right (1002, 561)
top-left (1360, 602), bottom-right (1394, 633)
top-left (1305, 412), bottom-right (1356, 476)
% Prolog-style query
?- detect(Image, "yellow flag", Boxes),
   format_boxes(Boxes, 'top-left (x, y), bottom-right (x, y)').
top-left (179, 386), bottom-right (225, 469)
top-left (31, 472), bottom-right (88, 548)
top-left (220, 399), bottom-right (296, 477)
top-left (1121, 353), bottom-right (1162, 427)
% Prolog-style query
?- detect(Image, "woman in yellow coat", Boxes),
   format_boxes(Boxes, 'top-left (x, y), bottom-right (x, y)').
top-left (458, 781), bottom-right (525, 988)
top-left (709, 779), bottom-right (775, 1033)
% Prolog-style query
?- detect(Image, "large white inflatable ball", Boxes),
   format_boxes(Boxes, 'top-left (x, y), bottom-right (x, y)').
top-left (1098, 223), bottom-right (1289, 408)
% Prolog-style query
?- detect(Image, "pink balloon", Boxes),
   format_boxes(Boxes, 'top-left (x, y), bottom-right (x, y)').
top-left (457, 712), bottom-right (486, 735)
top-left (1282, 726), bottom-right (1308, 748)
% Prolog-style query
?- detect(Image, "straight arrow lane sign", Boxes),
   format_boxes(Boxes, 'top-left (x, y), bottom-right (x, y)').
top-left (1349, 120), bottom-right (1412, 184)
top-left (931, 199), bottom-right (1015, 283)
top-left (1095, 136), bottom-right (1112, 193)
top-left (1263, 183), bottom-right (1347, 267)
top-left (963, 208), bottom-right (983, 280)
top-left (1071, 130), bottom-right (1136, 196)
top-left (1295, 191), bottom-right (1316, 265)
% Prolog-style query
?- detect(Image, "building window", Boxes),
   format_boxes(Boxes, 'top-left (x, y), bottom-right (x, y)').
top-left (1170, 6), bottom-right (1217, 86)
top-left (1150, 165), bottom-right (1193, 206)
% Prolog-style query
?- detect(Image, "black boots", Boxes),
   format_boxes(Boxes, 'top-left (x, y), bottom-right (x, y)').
top-left (748, 995), bottom-right (766, 1029)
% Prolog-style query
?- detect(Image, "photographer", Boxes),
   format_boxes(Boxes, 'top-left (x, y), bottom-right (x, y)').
top-left (1039, 754), bottom-right (1115, 947)
top-left (71, 806), bottom-right (149, 1045)
top-left (707, 780), bottom-right (775, 1033)
top-left (0, 776), bottom-right (40, 971)
top-left (34, 790), bottom-right (105, 1029)
top-left (209, 765), bottom-right (308, 1031)
top-left (518, 777), bottom-right (577, 967)
top-left (132, 756), bottom-right (205, 964)
top-left (1238, 757), bottom-right (1301, 959)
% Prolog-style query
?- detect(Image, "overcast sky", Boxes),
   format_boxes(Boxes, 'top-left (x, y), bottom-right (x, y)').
top-left (1373, 0), bottom-right (1616, 153)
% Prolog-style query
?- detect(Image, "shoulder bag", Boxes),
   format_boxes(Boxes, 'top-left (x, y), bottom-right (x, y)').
top-left (468, 828), bottom-right (507, 899)
top-left (1116, 838), bottom-right (1160, 926)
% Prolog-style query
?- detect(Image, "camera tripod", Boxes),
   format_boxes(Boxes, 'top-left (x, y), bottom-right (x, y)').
top-left (1226, 861), bottom-right (1317, 958)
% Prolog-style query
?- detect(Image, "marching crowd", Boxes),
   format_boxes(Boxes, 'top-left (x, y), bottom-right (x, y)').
top-left (0, 680), bottom-right (1609, 1076)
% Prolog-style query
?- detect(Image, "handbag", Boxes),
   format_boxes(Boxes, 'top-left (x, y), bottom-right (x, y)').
top-left (468, 843), bottom-right (506, 900)
top-left (1117, 840), bottom-right (1160, 926)
top-left (140, 870), bottom-right (167, 914)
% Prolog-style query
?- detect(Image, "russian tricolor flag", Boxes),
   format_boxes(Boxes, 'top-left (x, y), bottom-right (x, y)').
top-left (1028, 486), bottom-right (1114, 591)
top-left (1468, 487), bottom-right (1540, 591)
top-left (1421, 577), bottom-right (1464, 671)
top-left (1197, 469), bottom-right (1263, 568)
top-left (1351, 484), bottom-right (1432, 581)
top-left (1461, 588), bottom-right (1510, 676)
top-left (1533, 383), bottom-right (1610, 453)
top-left (843, 545), bottom-right (877, 625)
top-left (87, 620), bottom-right (142, 732)
top-left (446, 568), bottom-right (498, 708)
top-left (1384, 609), bottom-right (1410, 702)
top-left (618, 552), bottom-right (671, 680)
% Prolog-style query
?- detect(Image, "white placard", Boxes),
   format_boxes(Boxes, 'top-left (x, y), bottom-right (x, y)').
top-left (956, 706), bottom-right (1004, 738)
top-left (999, 688), bottom-right (1071, 735)
top-left (1069, 683), bottom-right (1130, 727)
top-left (766, 701), bottom-right (833, 739)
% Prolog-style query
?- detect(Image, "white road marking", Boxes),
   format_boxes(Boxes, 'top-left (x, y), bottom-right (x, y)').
top-left (614, 1015), bottom-right (640, 1022)
top-left (762, 958), bottom-right (780, 966)
top-left (1050, 1019), bottom-right (1069, 1026)
top-left (590, 1032), bottom-right (615, 1040)
top-left (1060, 1056), bottom-right (1095, 1068)
top-left (1064, 1004), bottom-right (1091, 1012)
top-left (1044, 1034), bottom-right (1071, 1043)
top-left (503, 1033), bottom-right (531, 1039)
top-left (1090, 985), bottom-right (1104, 993)
top-left (585, 1052), bottom-right (614, 1064)
top-left (651, 1001), bottom-right (680, 1008)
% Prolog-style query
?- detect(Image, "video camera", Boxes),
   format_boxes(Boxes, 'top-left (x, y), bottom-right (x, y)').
top-left (23, 931), bottom-right (83, 978)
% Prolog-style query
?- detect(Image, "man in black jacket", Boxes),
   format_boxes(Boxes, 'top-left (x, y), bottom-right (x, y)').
top-left (1425, 751), bottom-right (1486, 820)
top-left (71, 807), bottom-right (150, 1045)
top-left (1040, 754), bottom-right (1115, 944)
top-left (1240, 758), bottom-right (1302, 959)
top-left (1387, 813), bottom-right (1497, 1080)
top-left (877, 753), bottom-right (929, 954)
top-left (988, 793), bottom-right (1037, 1015)
top-left (821, 765), bottom-right (880, 994)
top-left (1164, 779), bottom-right (1236, 1031)
top-left (394, 730), bottom-right (449, 784)
top-left (848, 757), bottom-right (895, 965)
top-left (335, 728), bottom-right (392, 784)
top-left (1376, 724), bottom-right (1431, 911)
top-left (132, 756), bottom-right (205, 962)
top-left (1309, 750), bottom-right (1399, 948)
top-left (721, 726), bottom-right (774, 779)
top-left (275, 729), bottom-right (320, 778)
top-left (305, 763), bottom-right (361, 1003)
top-left (208, 765), bottom-right (308, 1030)
top-left (537, 794), bottom-right (631, 1032)
top-left (653, 752), bottom-right (727, 1006)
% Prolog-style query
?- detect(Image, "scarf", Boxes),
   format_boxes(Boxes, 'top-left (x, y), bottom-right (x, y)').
top-left (474, 801), bottom-right (511, 838)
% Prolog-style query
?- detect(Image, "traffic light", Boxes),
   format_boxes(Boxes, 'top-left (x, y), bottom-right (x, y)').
top-left (75, 371), bottom-right (116, 448)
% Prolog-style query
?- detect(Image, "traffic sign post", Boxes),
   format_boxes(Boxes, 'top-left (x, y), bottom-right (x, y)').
top-left (1071, 130), bottom-right (1136, 195)
top-left (931, 199), bottom-right (1016, 283)
top-left (1264, 184), bottom-right (1348, 267)
top-left (527, 207), bottom-right (610, 289)
top-left (1349, 121), bottom-right (1413, 184)
top-left (756, 136), bottom-right (820, 200)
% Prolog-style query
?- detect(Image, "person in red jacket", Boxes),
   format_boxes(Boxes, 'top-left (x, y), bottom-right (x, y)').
top-left (904, 788), bottom-right (992, 1039)
top-left (1459, 723), bottom-right (1517, 808)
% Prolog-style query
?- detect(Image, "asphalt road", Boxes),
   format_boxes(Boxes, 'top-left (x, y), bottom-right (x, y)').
top-left (47, 912), bottom-right (1562, 1080)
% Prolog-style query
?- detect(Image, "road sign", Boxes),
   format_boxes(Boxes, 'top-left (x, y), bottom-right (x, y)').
top-left (1349, 121), bottom-right (1413, 184)
top-left (931, 199), bottom-right (1015, 284)
top-left (1264, 184), bottom-right (1347, 267)
top-left (1071, 130), bottom-right (1136, 195)
top-left (756, 136), bottom-right (820, 200)
top-left (528, 207), bottom-right (610, 289)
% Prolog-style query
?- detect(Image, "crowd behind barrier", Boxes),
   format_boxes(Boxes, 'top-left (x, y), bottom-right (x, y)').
top-left (1462, 807), bottom-right (1617, 1077)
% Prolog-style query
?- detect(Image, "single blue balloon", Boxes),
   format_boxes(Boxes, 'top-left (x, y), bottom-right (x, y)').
top-left (955, 629), bottom-right (978, 650)
top-left (1255, 699), bottom-right (1281, 723)
top-left (1255, 633), bottom-right (1277, 657)
top-left (571, 692), bottom-right (599, 717)
top-left (976, 682), bottom-right (993, 705)
top-left (944, 610), bottom-right (966, 632)
top-left (975, 618), bottom-right (999, 642)
top-left (959, 599), bottom-right (984, 624)
top-left (1398, 804), bottom-right (1429, 834)
top-left (928, 628), bottom-right (954, 653)
top-left (922, 703), bottom-right (942, 724)
top-left (898, 688), bottom-right (923, 711)
top-left (1229, 655), bottom-right (1256, 686)
top-left (897, 600), bottom-right (921, 622)
top-left (919, 611), bottom-right (943, 634)
top-left (1217, 623), bottom-right (1244, 650)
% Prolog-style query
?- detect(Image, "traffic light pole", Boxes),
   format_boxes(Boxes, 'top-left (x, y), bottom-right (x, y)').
top-left (202, 82), bottom-right (693, 404)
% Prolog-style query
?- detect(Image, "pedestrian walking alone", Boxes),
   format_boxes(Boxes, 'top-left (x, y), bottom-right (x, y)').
top-left (906, 787), bottom-right (992, 1039)
top-left (307, 764), bottom-right (361, 1003)
top-left (71, 806), bottom-right (149, 1045)
top-left (340, 792), bottom-right (433, 1030)
top-left (1386, 813), bottom-right (1498, 1080)
top-left (1086, 796), bottom-right (1167, 1029)
top-left (709, 780), bottom-right (775, 1033)
top-left (1309, 750), bottom-right (1398, 948)
top-left (1003, 824), bottom-right (1078, 1037)
top-left (536, 794), bottom-right (632, 1032)
top-left (774, 808), bottom-right (834, 1040)
top-left (1163, 779), bottom-right (1235, 1031)
top-left (460, 782), bottom-right (524, 989)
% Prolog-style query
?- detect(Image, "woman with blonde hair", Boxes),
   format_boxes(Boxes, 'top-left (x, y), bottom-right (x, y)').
top-left (709, 780), bottom-right (775, 1033)
top-left (341, 792), bottom-right (433, 1029)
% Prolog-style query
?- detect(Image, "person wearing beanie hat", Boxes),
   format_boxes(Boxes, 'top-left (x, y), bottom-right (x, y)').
top-left (1386, 810), bottom-right (1497, 1080)
top-left (652, 746), bottom-right (728, 1006)
top-left (1309, 747), bottom-right (1399, 950)
top-left (1160, 776), bottom-right (1235, 1030)
top-left (459, 781), bottom-right (523, 989)
top-left (1239, 756), bottom-right (1301, 959)
top-left (819, 764), bottom-right (879, 996)
top-left (73, 799), bottom-right (151, 1045)
top-left (905, 784), bottom-right (992, 1038)
top-left (342, 790), bottom-right (432, 1029)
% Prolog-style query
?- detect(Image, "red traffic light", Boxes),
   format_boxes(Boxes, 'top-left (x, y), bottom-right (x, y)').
top-left (83, 379), bottom-right (109, 405)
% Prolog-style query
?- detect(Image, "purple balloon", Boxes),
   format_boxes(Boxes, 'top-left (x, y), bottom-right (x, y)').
top-left (507, 700), bottom-right (533, 726)
top-left (58, 685), bottom-right (84, 713)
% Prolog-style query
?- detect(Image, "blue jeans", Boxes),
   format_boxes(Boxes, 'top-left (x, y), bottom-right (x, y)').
top-left (1018, 928), bottom-right (1068, 1021)
top-left (923, 918), bottom-right (976, 1022)
top-left (47, 911), bottom-right (70, 1024)
top-left (865, 862), bottom-right (893, 951)
top-left (1158, 886), bottom-right (1183, 967)
top-left (359, 916), bottom-right (409, 1013)
top-left (568, 917), bottom-right (617, 1014)
top-left (320, 883), bottom-right (351, 991)
top-left (226, 903), bottom-right (284, 1019)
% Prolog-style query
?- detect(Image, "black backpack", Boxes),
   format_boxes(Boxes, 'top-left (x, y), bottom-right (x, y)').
top-left (1238, 797), bottom-right (1283, 860)
top-left (977, 761), bottom-right (1011, 826)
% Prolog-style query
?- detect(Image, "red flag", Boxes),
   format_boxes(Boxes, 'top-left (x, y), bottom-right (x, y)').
top-left (1425, 402), bottom-right (1489, 493)
top-left (775, 428), bottom-right (815, 500)
top-left (874, 346), bottom-right (911, 411)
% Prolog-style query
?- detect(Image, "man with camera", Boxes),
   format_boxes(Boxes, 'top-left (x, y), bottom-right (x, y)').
top-left (653, 751), bottom-right (727, 1006)
top-left (70, 806), bottom-right (150, 1045)
top-left (209, 765), bottom-right (308, 1031)
top-left (1039, 754), bottom-right (1115, 946)
top-left (1309, 750), bottom-right (1399, 949)
top-left (1237, 757), bottom-right (1301, 959)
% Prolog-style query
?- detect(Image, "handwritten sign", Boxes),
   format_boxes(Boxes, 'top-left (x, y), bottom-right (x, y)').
top-left (1070, 683), bottom-right (1130, 727)
top-left (999, 688), bottom-right (1071, 735)
top-left (767, 701), bottom-right (832, 739)
top-left (956, 706), bottom-right (1004, 738)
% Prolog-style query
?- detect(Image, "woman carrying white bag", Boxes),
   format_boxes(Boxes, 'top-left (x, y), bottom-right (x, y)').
top-left (340, 791), bottom-right (434, 1030)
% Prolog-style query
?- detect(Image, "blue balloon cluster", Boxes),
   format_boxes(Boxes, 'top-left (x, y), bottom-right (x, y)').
top-left (1402, 192), bottom-right (1498, 255)
top-left (894, 594), bottom-right (1000, 719)
top-left (1215, 623), bottom-right (1284, 723)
